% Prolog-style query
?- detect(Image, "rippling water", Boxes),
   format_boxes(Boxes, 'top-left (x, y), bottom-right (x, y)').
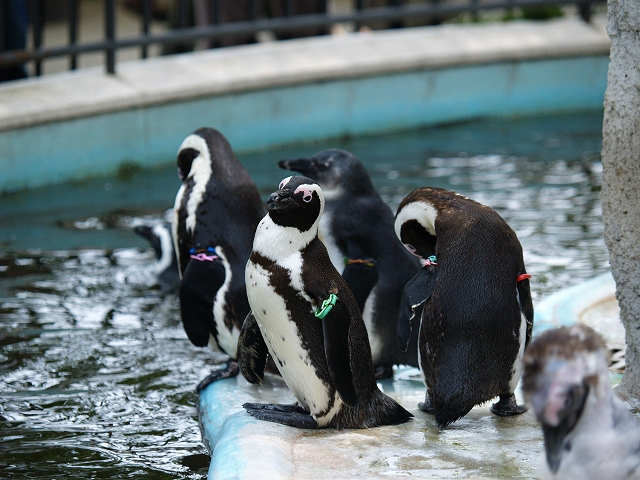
top-left (0, 111), bottom-right (606, 478)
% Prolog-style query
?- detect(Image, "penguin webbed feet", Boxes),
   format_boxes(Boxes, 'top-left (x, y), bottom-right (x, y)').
top-left (490, 394), bottom-right (528, 417)
top-left (195, 360), bottom-right (239, 393)
top-left (242, 402), bottom-right (318, 429)
top-left (418, 390), bottom-right (435, 414)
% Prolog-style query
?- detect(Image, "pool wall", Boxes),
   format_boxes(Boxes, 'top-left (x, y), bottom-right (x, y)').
top-left (0, 16), bottom-right (609, 193)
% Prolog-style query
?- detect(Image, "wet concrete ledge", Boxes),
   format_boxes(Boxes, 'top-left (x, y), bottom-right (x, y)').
top-left (199, 272), bottom-right (621, 479)
top-left (0, 16), bottom-right (609, 193)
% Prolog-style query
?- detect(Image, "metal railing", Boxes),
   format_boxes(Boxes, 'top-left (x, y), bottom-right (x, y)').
top-left (0, 0), bottom-right (603, 78)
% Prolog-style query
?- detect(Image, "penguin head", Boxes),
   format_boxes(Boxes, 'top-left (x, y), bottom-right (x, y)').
top-left (394, 194), bottom-right (438, 259)
top-left (278, 149), bottom-right (373, 194)
top-left (176, 128), bottom-right (240, 183)
top-left (522, 325), bottom-right (610, 471)
top-left (177, 132), bottom-right (209, 182)
top-left (133, 224), bottom-right (164, 259)
top-left (267, 176), bottom-right (324, 232)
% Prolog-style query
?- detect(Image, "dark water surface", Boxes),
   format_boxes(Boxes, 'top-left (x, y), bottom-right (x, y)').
top-left (0, 111), bottom-right (607, 478)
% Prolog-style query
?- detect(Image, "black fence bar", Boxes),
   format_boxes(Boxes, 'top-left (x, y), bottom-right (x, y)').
top-left (179, 0), bottom-right (189, 29)
top-left (69, 0), bottom-right (78, 70)
top-left (32, 0), bottom-right (43, 76)
top-left (141, 0), bottom-right (151, 58)
top-left (0, 3), bottom-right (6, 52)
top-left (248, 0), bottom-right (257, 20)
top-left (105, 0), bottom-right (115, 74)
top-left (579, 0), bottom-right (593, 21)
top-left (0, 0), bottom-right (605, 74)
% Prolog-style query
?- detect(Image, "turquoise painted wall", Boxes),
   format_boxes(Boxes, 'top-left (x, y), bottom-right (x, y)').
top-left (0, 56), bottom-right (608, 193)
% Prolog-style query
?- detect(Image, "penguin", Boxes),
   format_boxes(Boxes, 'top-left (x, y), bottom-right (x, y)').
top-left (237, 175), bottom-right (413, 429)
top-left (523, 324), bottom-right (640, 480)
top-left (278, 149), bottom-right (421, 378)
top-left (394, 187), bottom-right (533, 427)
top-left (173, 127), bottom-right (265, 390)
top-left (133, 221), bottom-right (180, 294)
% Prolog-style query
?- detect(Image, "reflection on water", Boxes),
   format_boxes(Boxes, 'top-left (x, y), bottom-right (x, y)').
top-left (0, 111), bottom-right (606, 478)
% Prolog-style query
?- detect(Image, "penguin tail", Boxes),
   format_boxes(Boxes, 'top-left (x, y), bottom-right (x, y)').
top-left (432, 384), bottom-right (479, 428)
top-left (333, 389), bottom-right (413, 429)
top-left (369, 389), bottom-right (414, 427)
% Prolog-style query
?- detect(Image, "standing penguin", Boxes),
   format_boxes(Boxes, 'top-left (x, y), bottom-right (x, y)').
top-left (279, 149), bottom-right (421, 378)
top-left (238, 175), bottom-right (412, 429)
top-left (394, 187), bottom-right (533, 427)
top-left (523, 325), bottom-right (640, 480)
top-left (173, 127), bottom-right (265, 389)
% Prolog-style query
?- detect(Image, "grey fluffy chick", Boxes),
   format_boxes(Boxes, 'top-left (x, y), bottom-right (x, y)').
top-left (523, 324), bottom-right (640, 479)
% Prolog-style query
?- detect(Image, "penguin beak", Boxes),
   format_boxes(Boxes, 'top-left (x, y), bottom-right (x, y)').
top-left (267, 189), bottom-right (295, 210)
top-left (278, 157), bottom-right (314, 176)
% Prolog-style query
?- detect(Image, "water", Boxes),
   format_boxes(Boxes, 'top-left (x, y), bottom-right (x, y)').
top-left (0, 110), bottom-right (606, 478)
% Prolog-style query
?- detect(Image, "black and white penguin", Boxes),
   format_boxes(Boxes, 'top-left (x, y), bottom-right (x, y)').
top-left (133, 221), bottom-right (180, 294)
top-left (173, 127), bottom-right (265, 389)
top-left (394, 187), bottom-right (534, 427)
top-left (279, 149), bottom-right (421, 378)
top-left (523, 324), bottom-right (640, 480)
top-left (238, 175), bottom-right (413, 429)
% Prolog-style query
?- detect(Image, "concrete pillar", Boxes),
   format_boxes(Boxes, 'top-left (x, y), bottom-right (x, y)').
top-left (601, 0), bottom-right (640, 405)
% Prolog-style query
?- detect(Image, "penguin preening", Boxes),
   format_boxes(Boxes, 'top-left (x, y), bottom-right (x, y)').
top-left (133, 221), bottom-right (180, 294)
top-left (279, 149), bottom-right (421, 378)
top-left (523, 325), bottom-right (640, 480)
top-left (173, 127), bottom-right (265, 390)
top-left (394, 187), bottom-right (533, 427)
top-left (238, 175), bottom-right (413, 429)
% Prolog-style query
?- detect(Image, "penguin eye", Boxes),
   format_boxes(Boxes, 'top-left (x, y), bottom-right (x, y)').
top-left (406, 244), bottom-right (416, 253)
top-left (279, 180), bottom-right (286, 189)
top-left (302, 193), bottom-right (313, 203)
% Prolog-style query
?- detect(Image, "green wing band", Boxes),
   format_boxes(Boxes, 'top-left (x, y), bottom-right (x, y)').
top-left (314, 293), bottom-right (338, 320)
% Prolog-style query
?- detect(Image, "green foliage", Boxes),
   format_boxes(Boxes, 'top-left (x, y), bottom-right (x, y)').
top-left (521, 5), bottom-right (565, 20)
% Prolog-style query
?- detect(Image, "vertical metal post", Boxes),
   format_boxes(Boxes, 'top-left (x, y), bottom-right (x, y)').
top-left (142, 0), bottom-right (151, 58)
top-left (212, 0), bottom-right (220, 24)
top-left (0, 2), bottom-right (6, 52)
top-left (33, 0), bottom-right (44, 76)
top-left (248, 0), bottom-right (257, 20)
top-left (579, 0), bottom-right (593, 22)
top-left (69, 0), bottom-right (78, 69)
top-left (105, 0), bottom-right (115, 74)
top-left (470, 0), bottom-right (479, 22)
top-left (388, 0), bottom-right (403, 29)
top-left (355, 0), bottom-right (364, 31)
top-left (283, 0), bottom-right (292, 16)
top-left (179, 0), bottom-right (188, 28)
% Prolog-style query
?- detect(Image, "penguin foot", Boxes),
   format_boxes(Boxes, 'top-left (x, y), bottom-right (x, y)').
top-left (374, 364), bottom-right (394, 380)
top-left (490, 394), bottom-right (528, 417)
top-left (418, 391), bottom-right (435, 414)
top-left (243, 403), bottom-right (318, 429)
top-left (196, 360), bottom-right (239, 392)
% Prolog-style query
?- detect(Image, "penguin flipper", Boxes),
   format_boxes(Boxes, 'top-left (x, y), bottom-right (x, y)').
top-left (179, 258), bottom-right (226, 347)
top-left (321, 300), bottom-right (358, 407)
top-left (342, 259), bottom-right (379, 313)
top-left (243, 403), bottom-right (318, 429)
top-left (196, 360), bottom-right (239, 392)
top-left (238, 311), bottom-right (269, 384)
top-left (516, 275), bottom-right (534, 347)
top-left (397, 265), bottom-right (437, 352)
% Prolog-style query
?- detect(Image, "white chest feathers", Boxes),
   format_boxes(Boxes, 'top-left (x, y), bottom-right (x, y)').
top-left (209, 247), bottom-right (240, 357)
top-left (245, 253), bottom-right (342, 427)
